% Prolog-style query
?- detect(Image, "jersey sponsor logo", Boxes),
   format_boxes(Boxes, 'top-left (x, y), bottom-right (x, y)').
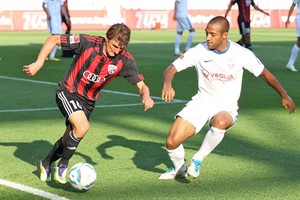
top-left (202, 69), bottom-right (235, 81)
top-left (70, 35), bottom-right (80, 44)
top-left (108, 64), bottom-right (117, 75)
top-left (83, 70), bottom-right (106, 83)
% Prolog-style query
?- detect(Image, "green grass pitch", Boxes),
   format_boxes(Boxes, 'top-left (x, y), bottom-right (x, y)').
top-left (0, 28), bottom-right (299, 200)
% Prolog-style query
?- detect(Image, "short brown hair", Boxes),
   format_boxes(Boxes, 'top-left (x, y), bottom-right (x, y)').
top-left (106, 23), bottom-right (131, 47)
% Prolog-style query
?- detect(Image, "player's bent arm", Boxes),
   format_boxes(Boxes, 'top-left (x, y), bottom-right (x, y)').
top-left (135, 81), bottom-right (154, 111)
top-left (260, 67), bottom-right (295, 114)
top-left (23, 35), bottom-right (61, 76)
top-left (162, 65), bottom-right (177, 102)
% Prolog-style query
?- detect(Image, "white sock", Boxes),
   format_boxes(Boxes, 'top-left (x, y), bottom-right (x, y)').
top-left (185, 32), bottom-right (195, 51)
top-left (166, 144), bottom-right (185, 171)
top-left (287, 44), bottom-right (300, 66)
top-left (192, 126), bottom-right (225, 162)
top-left (49, 45), bottom-right (58, 59)
top-left (175, 34), bottom-right (182, 53)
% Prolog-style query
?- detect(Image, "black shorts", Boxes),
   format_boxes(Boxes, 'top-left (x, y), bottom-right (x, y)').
top-left (237, 17), bottom-right (250, 35)
top-left (56, 89), bottom-right (95, 125)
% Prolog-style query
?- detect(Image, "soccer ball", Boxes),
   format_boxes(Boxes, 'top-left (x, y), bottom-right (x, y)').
top-left (68, 162), bottom-right (97, 190)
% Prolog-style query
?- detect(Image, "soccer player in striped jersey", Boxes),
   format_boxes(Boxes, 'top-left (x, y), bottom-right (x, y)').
top-left (23, 23), bottom-right (154, 184)
top-left (159, 16), bottom-right (295, 180)
top-left (225, 0), bottom-right (269, 51)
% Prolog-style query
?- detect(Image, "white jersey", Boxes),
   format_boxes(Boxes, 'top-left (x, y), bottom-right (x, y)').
top-left (175, 0), bottom-right (188, 18)
top-left (172, 41), bottom-right (264, 110)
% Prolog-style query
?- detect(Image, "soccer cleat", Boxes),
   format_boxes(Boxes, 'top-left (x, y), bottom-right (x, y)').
top-left (174, 51), bottom-right (183, 56)
top-left (39, 160), bottom-right (51, 181)
top-left (49, 57), bottom-right (61, 62)
top-left (158, 165), bottom-right (187, 179)
top-left (187, 159), bottom-right (202, 178)
top-left (54, 164), bottom-right (68, 184)
top-left (286, 64), bottom-right (298, 72)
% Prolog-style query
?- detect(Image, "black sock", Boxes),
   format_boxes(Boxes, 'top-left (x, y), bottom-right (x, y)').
top-left (58, 131), bottom-right (81, 166)
top-left (245, 43), bottom-right (253, 51)
top-left (42, 137), bottom-right (63, 167)
top-left (236, 39), bottom-right (244, 46)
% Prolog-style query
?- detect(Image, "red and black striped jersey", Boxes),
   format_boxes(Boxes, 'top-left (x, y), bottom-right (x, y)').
top-left (58, 34), bottom-right (144, 101)
top-left (231, 0), bottom-right (255, 23)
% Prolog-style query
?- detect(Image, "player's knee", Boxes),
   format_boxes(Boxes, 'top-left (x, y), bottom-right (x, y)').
top-left (211, 115), bottom-right (232, 130)
top-left (165, 138), bottom-right (180, 150)
top-left (73, 123), bottom-right (90, 138)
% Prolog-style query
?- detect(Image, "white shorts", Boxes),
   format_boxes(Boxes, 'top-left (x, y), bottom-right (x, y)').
top-left (176, 17), bottom-right (194, 32)
top-left (47, 16), bottom-right (62, 35)
top-left (176, 98), bottom-right (238, 133)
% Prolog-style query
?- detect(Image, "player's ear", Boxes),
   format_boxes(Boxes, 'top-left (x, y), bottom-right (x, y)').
top-left (222, 32), bottom-right (228, 39)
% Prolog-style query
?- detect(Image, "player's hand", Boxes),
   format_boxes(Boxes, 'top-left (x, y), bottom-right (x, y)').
top-left (23, 61), bottom-right (43, 76)
top-left (161, 86), bottom-right (175, 102)
top-left (142, 96), bottom-right (154, 111)
top-left (285, 20), bottom-right (290, 28)
top-left (282, 95), bottom-right (295, 114)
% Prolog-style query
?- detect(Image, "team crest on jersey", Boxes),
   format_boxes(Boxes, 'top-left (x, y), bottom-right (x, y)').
top-left (228, 59), bottom-right (235, 69)
top-left (70, 35), bottom-right (80, 44)
top-left (108, 64), bottom-right (118, 74)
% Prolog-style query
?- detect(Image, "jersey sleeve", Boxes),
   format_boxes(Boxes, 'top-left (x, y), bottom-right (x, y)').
top-left (243, 50), bottom-right (264, 77)
top-left (172, 44), bottom-right (202, 72)
top-left (118, 52), bottom-right (144, 84)
top-left (60, 34), bottom-right (90, 55)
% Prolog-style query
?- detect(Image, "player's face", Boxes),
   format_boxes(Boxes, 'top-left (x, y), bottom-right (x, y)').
top-left (105, 38), bottom-right (124, 57)
top-left (205, 24), bottom-right (228, 52)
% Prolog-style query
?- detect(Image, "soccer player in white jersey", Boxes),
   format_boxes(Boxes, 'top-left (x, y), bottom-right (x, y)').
top-left (173, 0), bottom-right (195, 56)
top-left (159, 16), bottom-right (295, 179)
top-left (42, 0), bottom-right (69, 61)
top-left (285, 0), bottom-right (300, 72)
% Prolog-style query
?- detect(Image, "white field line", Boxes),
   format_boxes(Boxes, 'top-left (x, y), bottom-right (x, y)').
top-left (0, 179), bottom-right (69, 200)
top-left (0, 76), bottom-right (187, 113)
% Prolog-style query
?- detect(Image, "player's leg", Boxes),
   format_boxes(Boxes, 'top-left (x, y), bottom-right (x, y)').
top-left (188, 111), bottom-right (238, 178)
top-left (286, 18), bottom-right (300, 72)
top-left (236, 18), bottom-right (245, 46)
top-left (185, 18), bottom-right (195, 52)
top-left (40, 126), bottom-right (71, 181)
top-left (242, 22), bottom-right (252, 50)
top-left (54, 110), bottom-right (89, 184)
top-left (48, 17), bottom-right (61, 61)
top-left (175, 18), bottom-right (185, 55)
top-left (159, 116), bottom-right (196, 179)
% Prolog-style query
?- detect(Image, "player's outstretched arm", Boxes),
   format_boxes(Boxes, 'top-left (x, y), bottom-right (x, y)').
top-left (23, 35), bottom-right (61, 76)
top-left (253, 5), bottom-right (269, 16)
top-left (135, 81), bottom-right (154, 111)
top-left (260, 67), bottom-right (296, 114)
top-left (286, 3), bottom-right (296, 28)
top-left (162, 65), bottom-right (177, 102)
top-left (224, 1), bottom-right (233, 17)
